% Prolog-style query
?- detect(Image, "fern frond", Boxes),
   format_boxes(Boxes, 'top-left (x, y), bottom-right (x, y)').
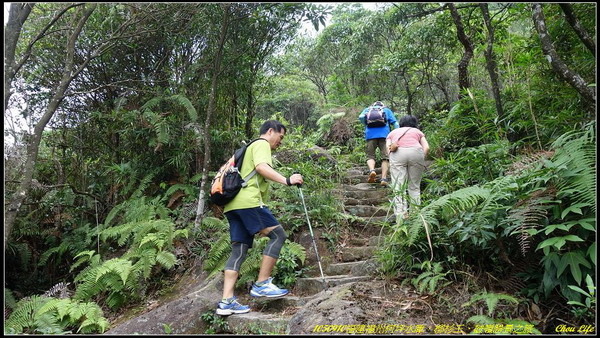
top-left (205, 232), bottom-right (232, 276)
top-left (100, 222), bottom-right (136, 246)
top-left (156, 251), bottom-right (177, 269)
top-left (36, 298), bottom-right (70, 321)
top-left (5, 288), bottom-right (17, 310)
top-left (201, 217), bottom-right (229, 232)
top-left (5, 296), bottom-right (51, 333)
top-left (38, 242), bottom-right (72, 266)
top-left (169, 94), bottom-right (198, 120)
top-left (505, 150), bottom-right (554, 176)
top-left (408, 185), bottom-right (490, 245)
top-left (95, 258), bottom-right (132, 285)
top-left (130, 172), bottom-right (157, 199)
top-left (103, 202), bottom-right (126, 227)
top-left (462, 291), bottom-right (519, 316)
top-left (32, 312), bottom-right (64, 334)
top-left (282, 241), bottom-right (307, 265)
top-left (105, 292), bottom-right (126, 309)
top-left (550, 123), bottom-right (596, 212)
top-left (131, 220), bottom-right (174, 248)
top-left (466, 315), bottom-right (496, 325)
top-left (506, 188), bottom-right (556, 256)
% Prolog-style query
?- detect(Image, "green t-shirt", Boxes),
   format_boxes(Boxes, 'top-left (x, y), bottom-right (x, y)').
top-left (224, 139), bottom-right (272, 212)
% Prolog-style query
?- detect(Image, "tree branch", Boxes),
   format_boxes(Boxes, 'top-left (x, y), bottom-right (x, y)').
top-left (559, 3), bottom-right (595, 57)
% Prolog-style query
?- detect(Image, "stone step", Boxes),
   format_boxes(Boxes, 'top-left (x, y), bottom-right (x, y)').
top-left (345, 205), bottom-right (388, 217)
top-left (344, 196), bottom-right (385, 206)
top-left (343, 182), bottom-right (386, 191)
top-left (338, 246), bottom-right (376, 262)
top-left (344, 235), bottom-right (385, 247)
top-left (345, 168), bottom-right (364, 176)
top-left (249, 295), bottom-right (308, 312)
top-left (343, 172), bottom-right (389, 185)
top-left (224, 311), bottom-right (291, 334)
top-left (347, 215), bottom-right (392, 227)
top-left (337, 184), bottom-right (390, 200)
top-left (347, 167), bottom-right (382, 175)
top-left (326, 259), bottom-right (381, 277)
top-left (325, 261), bottom-right (363, 275)
top-left (294, 275), bottom-right (370, 296)
top-left (368, 236), bottom-right (386, 246)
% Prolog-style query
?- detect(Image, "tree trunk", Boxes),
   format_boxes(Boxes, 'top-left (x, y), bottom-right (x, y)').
top-left (479, 3), bottom-right (505, 121)
top-left (559, 3), bottom-right (595, 57)
top-left (532, 4), bottom-right (596, 111)
top-left (4, 3), bottom-right (33, 109)
top-left (4, 4), bottom-right (97, 250)
top-left (448, 3), bottom-right (474, 99)
top-left (244, 86), bottom-right (256, 139)
top-left (194, 4), bottom-right (231, 231)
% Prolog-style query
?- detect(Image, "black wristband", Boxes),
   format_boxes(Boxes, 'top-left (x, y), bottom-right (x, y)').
top-left (286, 177), bottom-right (291, 186)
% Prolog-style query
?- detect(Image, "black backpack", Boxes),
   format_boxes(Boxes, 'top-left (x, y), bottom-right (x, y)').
top-left (365, 106), bottom-right (387, 127)
top-left (209, 138), bottom-right (263, 206)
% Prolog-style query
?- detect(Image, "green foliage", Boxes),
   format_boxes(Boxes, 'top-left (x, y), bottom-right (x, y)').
top-left (567, 275), bottom-right (596, 321)
top-left (379, 122), bottom-right (596, 319)
top-left (463, 291), bottom-right (541, 334)
top-left (410, 261), bottom-right (451, 295)
top-left (200, 310), bottom-right (229, 334)
top-left (425, 140), bottom-right (513, 195)
top-left (4, 296), bottom-right (109, 334)
top-left (5, 288), bottom-right (18, 311)
top-left (463, 291), bottom-right (520, 317)
top-left (273, 241), bottom-right (308, 288)
top-left (72, 197), bottom-right (188, 309)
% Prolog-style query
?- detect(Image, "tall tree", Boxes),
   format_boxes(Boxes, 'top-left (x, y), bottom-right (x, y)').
top-left (4, 4), bottom-right (152, 250)
top-left (194, 4), bottom-right (231, 230)
top-left (479, 3), bottom-right (505, 121)
top-left (4, 4), bottom-right (97, 250)
top-left (4, 3), bottom-right (34, 110)
top-left (531, 3), bottom-right (596, 112)
top-left (447, 3), bottom-right (474, 99)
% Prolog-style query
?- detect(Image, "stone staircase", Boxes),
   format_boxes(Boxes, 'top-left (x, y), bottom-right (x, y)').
top-left (222, 165), bottom-right (393, 334)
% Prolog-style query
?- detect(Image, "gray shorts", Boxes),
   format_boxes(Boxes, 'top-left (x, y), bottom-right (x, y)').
top-left (366, 138), bottom-right (388, 161)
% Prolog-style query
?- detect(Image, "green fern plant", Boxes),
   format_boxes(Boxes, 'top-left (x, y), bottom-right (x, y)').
top-left (5, 288), bottom-right (17, 311)
top-left (410, 261), bottom-right (451, 295)
top-left (4, 295), bottom-right (109, 334)
top-left (72, 198), bottom-right (188, 309)
top-left (464, 289), bottom-right (540, 334)
top-left (550, 121), bottom-right (596, 213)
top-left (405, 185), bottom-right (491, 246)
top-left (462, 290), bottom-right (520, 317)
top-left (505, 188), bottom-right (556, 256)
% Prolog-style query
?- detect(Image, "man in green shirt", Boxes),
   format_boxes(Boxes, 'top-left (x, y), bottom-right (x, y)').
top-left (216, 120), bottom-right (304, 316)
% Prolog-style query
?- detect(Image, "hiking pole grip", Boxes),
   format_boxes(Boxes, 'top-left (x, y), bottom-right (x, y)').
top-left (293, 171), bottom-right (302, 188)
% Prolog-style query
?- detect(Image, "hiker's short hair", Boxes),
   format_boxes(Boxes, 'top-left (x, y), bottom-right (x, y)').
top-left (259, 120), bottom-right (287, 135)
top-left (399, 115), bottom-right (419, 128)
top-left (373, 101), bottom-right (384, 107)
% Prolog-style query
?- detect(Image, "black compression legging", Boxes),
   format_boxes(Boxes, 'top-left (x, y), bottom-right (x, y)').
top-left (263, 225), bottom-right (287, 259)
top-left (225, 242), bottom-right (248, 272)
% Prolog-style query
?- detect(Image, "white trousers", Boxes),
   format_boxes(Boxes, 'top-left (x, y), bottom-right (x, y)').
top-left (389, 147), bottom-right (426, 217)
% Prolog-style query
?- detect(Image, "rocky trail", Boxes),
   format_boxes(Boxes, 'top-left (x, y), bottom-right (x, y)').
top-left (107, 164), bottom-right (436, 335)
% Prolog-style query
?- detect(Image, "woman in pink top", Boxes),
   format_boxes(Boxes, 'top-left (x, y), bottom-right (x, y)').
top-left (386, 115), bottom-right (429, 219)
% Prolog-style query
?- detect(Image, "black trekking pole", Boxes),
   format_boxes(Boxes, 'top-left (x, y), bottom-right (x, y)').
top-left (293, 172), bottom-right (327, 289)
